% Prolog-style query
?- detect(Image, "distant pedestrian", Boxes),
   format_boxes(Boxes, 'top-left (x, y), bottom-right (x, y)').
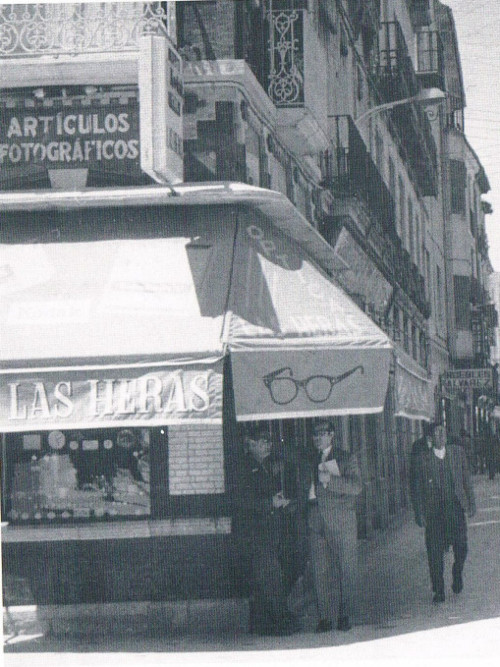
top-left (485, 429), bottom-right (499, 480)
top-left (306, 418), bottom-right (362, 632)
top-left (410, 423), bottom-right (476, 603)
top-left (459, 428), bottom-right (473, 470)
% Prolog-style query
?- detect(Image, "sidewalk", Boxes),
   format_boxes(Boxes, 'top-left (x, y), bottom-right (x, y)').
top-left (4, 475), bottom-right (500, 654)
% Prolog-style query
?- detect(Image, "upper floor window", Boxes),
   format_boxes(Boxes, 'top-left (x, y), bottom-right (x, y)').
top-left (403, 313), bottom-right (410, 353)
top-left (411, 323), bottom-right (418, 360)
top-left (408, 197), bottom-right (414, 261)
top-left (450, 159), bottom-right (466, 214)
top-left (415, 213), bottom-right (421, 270)
top-left (398, 175), bottom-right (406, 246)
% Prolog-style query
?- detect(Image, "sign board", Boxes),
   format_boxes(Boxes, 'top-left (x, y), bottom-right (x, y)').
top-left (441, 368), bottom-right (493, 393)
top-left (139, 35), bottom-right (183, 184)
top-left (0, 100), bottom-right (141, 177)
top-left (0, 363), bottom-right (223, 432)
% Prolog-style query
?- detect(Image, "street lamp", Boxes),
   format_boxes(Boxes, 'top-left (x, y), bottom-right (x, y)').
top-left (354, 87), bottom-right (446, 126)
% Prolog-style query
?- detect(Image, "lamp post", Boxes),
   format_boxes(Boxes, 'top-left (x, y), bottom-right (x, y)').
top-left (354, 87), bottom-right (446, 126)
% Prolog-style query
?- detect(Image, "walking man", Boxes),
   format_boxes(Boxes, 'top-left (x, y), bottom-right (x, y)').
top-left (307, 418), bottom-right (362, 632)
top-left (410, 423), bottom-right (476, 603)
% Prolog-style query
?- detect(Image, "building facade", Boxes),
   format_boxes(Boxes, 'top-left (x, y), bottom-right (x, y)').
top-left (0, 0), bottom-right (495, 631)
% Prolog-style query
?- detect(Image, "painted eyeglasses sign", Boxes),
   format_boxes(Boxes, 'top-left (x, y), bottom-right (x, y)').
top-left (1, 364), bottom-right (223, 431)
top-left (0, 100), bottom-right (140, 170)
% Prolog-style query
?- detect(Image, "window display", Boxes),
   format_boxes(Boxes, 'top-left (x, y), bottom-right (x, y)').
top-left (4, 427), bottom-right (151, 522)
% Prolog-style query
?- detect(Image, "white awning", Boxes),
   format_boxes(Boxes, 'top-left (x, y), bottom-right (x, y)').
top-left (1, 188), bottom-right (394, 430)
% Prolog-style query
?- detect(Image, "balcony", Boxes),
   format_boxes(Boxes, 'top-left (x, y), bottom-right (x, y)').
top-left (0, 3), bottom-right (171, 57)
top-left (376, 21), bottom-right (419, 101)
top-left (375, 21), bottom-right (438, 196)
top-left (408, 0), bottom-right (432, 28)
top-left (417, 30), bottom-right (444, 91)
top-left (246, 2), bottom-right (328, 154)
top-left (323, 115), bottom-right (397, 240)
top-left (0, 3), bottom-right (174, 88)
top-left (393, 248), bottom-right (430, 318)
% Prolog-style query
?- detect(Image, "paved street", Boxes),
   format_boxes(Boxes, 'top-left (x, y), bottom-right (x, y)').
top-left (4, 474), bottom-right (500, 662)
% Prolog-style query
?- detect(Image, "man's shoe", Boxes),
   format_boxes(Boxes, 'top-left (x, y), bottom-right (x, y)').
top-left (432, 592), bottom-right (445, 603)
top-left (452, 572), bottom-right (463, 594)
top-left (315, 619), bottom-right (333, 633)
top-left (337, 615), bottom-right (352, 631)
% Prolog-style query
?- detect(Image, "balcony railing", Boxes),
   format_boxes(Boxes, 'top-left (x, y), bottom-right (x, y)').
top-left (417, 30), bottom-right (444, 90)
top-left (0, 2), bottom-right (172, 58)
top-left (376, 21), bottom-right (419, 101)
top-left (394, 248), bottom-right (430, 318)
top-left (374, 21), bottom-right (438, 196)
top-left (244, 2), bottom-right (307, 108)
top-left (266, 5), bottom-right (305, 107)
top-left (323, 115), bottom-right (397, 239)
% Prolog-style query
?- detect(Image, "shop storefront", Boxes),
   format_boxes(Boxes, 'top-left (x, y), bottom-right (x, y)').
top-left (1, 183), bottom-right (393, 620)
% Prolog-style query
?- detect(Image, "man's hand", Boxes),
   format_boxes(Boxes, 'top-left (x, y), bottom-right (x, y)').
top-left (272, 491), bottom-right (291, 509)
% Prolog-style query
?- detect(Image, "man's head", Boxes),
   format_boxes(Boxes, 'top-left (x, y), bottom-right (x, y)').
top-left (312, 418), bottom-right (335, 452)
top-left (243, 423), bottom-right (272, 463)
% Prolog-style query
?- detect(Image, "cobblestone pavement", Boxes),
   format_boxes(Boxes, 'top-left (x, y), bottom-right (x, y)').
top-left (4, 475), bottom-right (500, 664)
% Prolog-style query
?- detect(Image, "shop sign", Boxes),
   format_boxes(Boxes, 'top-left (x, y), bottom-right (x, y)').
top-left (183, 59), bottom-right (246, 78)
top-left (139, 35), bottom-right (184, 184)
top-left (0, 363), bottom-right (223, 432)
top-left (0, 100), bottom-right (141, 173)
top-left (441, 368), bottom-right (493, 392)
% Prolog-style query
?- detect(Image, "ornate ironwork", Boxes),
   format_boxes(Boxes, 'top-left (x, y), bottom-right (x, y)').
top-left (0, 3), bottom-right (173, 57)
top-left (266, 7), bottom-right (304, 107)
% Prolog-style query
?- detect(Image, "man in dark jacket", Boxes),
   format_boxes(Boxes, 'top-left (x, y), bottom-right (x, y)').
top-left (410, 423), bottom-right (476, 603)
top-left (233, 422), bottom-right (298, 636)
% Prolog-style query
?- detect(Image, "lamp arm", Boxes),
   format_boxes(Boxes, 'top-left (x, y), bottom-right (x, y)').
top-left (354, 96), bottom-right (417, 126)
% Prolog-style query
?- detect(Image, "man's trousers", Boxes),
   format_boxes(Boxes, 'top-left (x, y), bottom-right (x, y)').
top-left (425, 506), bottom-right (468, 596)
top-left (308, 501), bottom-right (358, 623)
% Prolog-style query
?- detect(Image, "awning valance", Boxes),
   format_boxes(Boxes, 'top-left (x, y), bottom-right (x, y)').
top-left (394, 349), bottom-right (434, 421)
top-left (1, 202), bottom-right (393, 430)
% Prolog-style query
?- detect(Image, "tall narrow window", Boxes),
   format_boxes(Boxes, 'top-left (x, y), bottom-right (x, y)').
top-left (398, 175), bottom-right (406, 246)
top-left (411, 323), bottom-right (418, 360)
top-left (403, 314), bottom-right (409, 353)
top-left (408, 197), bottom-right (414, 261)
top-left (436, 264), bottom-right (443, 322)
top-left (425, 248), bottom-right (432, 303)
top-left (415, 213), bottom-right (421, 270)
top-left (450, 159), bottom-right (466, 214)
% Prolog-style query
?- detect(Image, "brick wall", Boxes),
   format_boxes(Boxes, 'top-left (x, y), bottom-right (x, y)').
top-left (168, 424), bottom-right (225, 495)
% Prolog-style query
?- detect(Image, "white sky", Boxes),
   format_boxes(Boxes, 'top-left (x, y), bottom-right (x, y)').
top-left (444, 1), bottom-right (500, 270)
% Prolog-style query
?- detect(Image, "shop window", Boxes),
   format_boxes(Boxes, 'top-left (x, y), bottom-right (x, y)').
top-left (2, 427), bottom-right (153, 523)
